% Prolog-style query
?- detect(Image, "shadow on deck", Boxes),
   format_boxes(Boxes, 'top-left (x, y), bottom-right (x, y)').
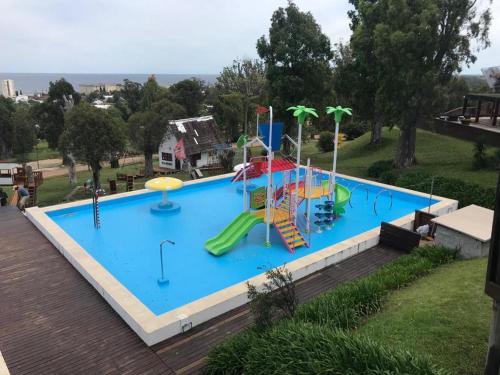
top-left (0, 206), bottom-right (402, 374)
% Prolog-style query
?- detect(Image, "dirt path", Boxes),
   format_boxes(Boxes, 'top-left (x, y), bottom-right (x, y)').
top-left (29, 156), bottom-right (146, 178)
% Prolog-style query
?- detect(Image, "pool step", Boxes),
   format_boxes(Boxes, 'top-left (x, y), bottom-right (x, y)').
top-left (274, 219), bottom-right (309, 254)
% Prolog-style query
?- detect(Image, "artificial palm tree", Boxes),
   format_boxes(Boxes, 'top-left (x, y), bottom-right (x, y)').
top-left (287, 105), bottom-right (318, 223)
top-left (326, 106), bottom-right (352, 199)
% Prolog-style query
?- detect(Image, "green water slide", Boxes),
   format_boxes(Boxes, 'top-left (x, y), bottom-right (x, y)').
top-left (205, 212), bottom-right (264, 256)
top-left (321, 180), bottom-right (351, 215)
top-left (334, 183), bottom-right (351, 215)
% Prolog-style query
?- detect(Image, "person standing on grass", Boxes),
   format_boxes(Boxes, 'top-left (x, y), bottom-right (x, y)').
top-left (13, 185), bottom-right (30, 211)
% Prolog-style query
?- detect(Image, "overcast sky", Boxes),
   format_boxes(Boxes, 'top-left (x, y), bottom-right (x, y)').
top-left (1, 0), bottom-right (498, 75)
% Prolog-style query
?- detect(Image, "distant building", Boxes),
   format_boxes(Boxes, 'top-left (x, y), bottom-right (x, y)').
top-left (104, 83), bottom-right (123, 93)
top-left (79, 83), bottom-right (123, 95)
top-left (1, 79), bottom-right (15, 98)
top-left (158, 116), bottom-right (226, 170)
top-left (15, 95), bottom-right (29, 103)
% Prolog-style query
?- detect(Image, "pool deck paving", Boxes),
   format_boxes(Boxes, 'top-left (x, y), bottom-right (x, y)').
top-left (0, 205), bottom-right (404, 374)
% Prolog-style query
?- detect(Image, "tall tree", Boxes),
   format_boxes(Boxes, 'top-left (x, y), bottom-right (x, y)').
top-left (60, 103), bottom-right (125, 189)
top-left (128, 111), bottom-right (167, 178)
top-left (113, 79), bottom-right (143, 120)
top-left (210, 92), bottom-right (245, 141)
top-left (12, 105), bottom-right (37, 165)
top-left (169, 78), bottom-right (206, 117)
top-left (350, 0), bottom-right (491, 167)
top-left (333, 37), bottom-right (381, 144)
top-left (33, 78), bottom-right (79, 149)
top-left (215, 59), bottom-right (267, 136)
top-left (0, 96), bottom-right (15, 159)
top-left (257, 2), bottom-right (334, 151)
top-left (127, 77), bottom-right (182, 177)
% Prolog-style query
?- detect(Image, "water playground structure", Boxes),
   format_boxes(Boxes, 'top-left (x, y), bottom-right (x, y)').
top-left (26, 101), bottom-right (457, 346)
top-left (205, 105), bottom-right (352, 256)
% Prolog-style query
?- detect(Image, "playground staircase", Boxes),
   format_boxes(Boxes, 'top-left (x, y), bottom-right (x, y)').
top-left (274, 219), bottom-right (309, 254)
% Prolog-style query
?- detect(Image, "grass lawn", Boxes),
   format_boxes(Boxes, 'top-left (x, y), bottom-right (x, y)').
top-left (5, 127), bottom-right (497, 206)
top-left (35, 162), bottom-right (196, 207)
top-left (357, 257), bottom-right (490, 375)
top-left (3, 161), bottom-right (193, 207)
top-left (301, 127), bottom-right (499, 188)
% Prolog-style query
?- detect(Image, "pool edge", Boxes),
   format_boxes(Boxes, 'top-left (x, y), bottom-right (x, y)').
top-left (26, 171), bottom-right (458, 346)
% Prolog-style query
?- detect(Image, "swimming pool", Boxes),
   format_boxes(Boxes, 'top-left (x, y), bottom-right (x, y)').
top-left (27, 171), bottom-right (457, 345)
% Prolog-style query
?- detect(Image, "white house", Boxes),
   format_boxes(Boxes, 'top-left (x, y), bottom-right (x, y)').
top-left (158, 116), bottom-right (226, 170)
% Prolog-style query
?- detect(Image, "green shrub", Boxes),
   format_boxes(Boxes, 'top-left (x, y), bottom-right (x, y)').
top-left (473, 141), bottom-right (488, 169)
top-left (243, 322), bottom-right (448, 375)
top-left (413, 245), bottom-right (459, 265)
top-left (205, 246), bottom-right (457, 374)
top-left (367, 159), bottom-right (393, 178)
top-left (395, 171), bottom-right (496, 209)
top-left (204, 329), bottom-right (261, 375)
top-left (293, 245), bottom-right (456, 330)
top-left (341, 121), bottom-right (369, 140)
top-left (247, 265), bottom-right (298, 331)
top-left (317, 131), bottom-right (335, 152)
top-left (379, 170), bottom-right (399, 185)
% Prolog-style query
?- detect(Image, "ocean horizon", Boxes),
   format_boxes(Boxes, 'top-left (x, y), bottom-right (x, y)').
top-left (0, 72), bottom-right (218, 95)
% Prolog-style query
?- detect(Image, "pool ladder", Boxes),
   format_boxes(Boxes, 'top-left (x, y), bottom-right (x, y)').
top-left (373, 189), bottom-right (393, 216)
top-left (92, 191), bottom-right (100, 229)
top-left (349, 184), bottom-right (369, 208)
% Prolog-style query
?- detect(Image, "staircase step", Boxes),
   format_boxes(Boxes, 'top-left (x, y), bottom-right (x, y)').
top-left (290, 240), bottom-right (306, 248)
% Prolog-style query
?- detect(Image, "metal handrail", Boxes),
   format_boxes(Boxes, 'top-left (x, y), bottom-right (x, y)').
top-left (349, 184), bottom-right (369, 208)
top-left (373, 189), bottom-right (393, 216)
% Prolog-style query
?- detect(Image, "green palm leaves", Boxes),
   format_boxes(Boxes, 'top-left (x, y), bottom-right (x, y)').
top-left (326, 105), bottom-right (352, 124)
top-left (287, 105), bottom-right (318, 125)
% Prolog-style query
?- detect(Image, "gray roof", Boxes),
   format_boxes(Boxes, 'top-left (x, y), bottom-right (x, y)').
top-left (166, 116), bottom-right (225, 155)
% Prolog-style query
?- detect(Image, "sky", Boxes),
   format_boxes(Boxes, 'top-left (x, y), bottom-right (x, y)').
top-left (0, 0), bottom-right (498, 75)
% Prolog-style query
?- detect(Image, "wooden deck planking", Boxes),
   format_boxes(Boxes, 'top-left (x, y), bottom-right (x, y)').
top-left (0, 206), bottom-right (403, 374)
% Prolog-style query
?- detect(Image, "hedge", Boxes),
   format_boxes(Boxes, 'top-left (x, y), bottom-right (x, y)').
top-left (293, 245), bottom-right (456, 329)
top-left (204, 246), bottom-right (457, 374)
top-left (395, 171), bottom-right (496, 209)
top-left (242, 323), bottom-right (448, 375)
top-left (365, 161), bottom-right (496, 209)
top-left (367, 159), bottom-right (393, 178)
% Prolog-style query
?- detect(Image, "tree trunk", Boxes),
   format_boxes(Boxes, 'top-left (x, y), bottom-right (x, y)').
top-left (65, 153), bottom-right (77, 185)
top-left (144, 152), bottom-right (154, 177)
top-left (370, 121), bottom-right (382, 145)
top-left (394, 125), bottom-right (417, 168)
top-left (91, 163), bottom-right (101, 190)
top-left (244, 99), bottom-right (249, 136)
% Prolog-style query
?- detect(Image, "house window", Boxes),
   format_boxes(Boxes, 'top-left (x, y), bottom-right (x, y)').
top-left (162, 152), bottom-right (173, 162)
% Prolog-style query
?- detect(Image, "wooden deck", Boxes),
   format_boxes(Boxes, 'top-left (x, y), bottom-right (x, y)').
top-left (426, 117), bottom-right (500, 147)
top-left (0, 206), bottom-right (403, 374)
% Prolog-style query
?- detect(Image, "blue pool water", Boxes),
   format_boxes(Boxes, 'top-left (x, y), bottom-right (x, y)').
top-left (47, 174), bottom-right (437, 315)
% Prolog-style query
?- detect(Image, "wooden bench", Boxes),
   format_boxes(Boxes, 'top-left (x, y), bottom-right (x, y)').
top-left (380, 222), bottom-right (421, 253)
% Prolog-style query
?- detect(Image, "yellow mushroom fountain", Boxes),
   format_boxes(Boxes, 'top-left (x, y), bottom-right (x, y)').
top-left (145, 177), bottom-right (183, 214)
